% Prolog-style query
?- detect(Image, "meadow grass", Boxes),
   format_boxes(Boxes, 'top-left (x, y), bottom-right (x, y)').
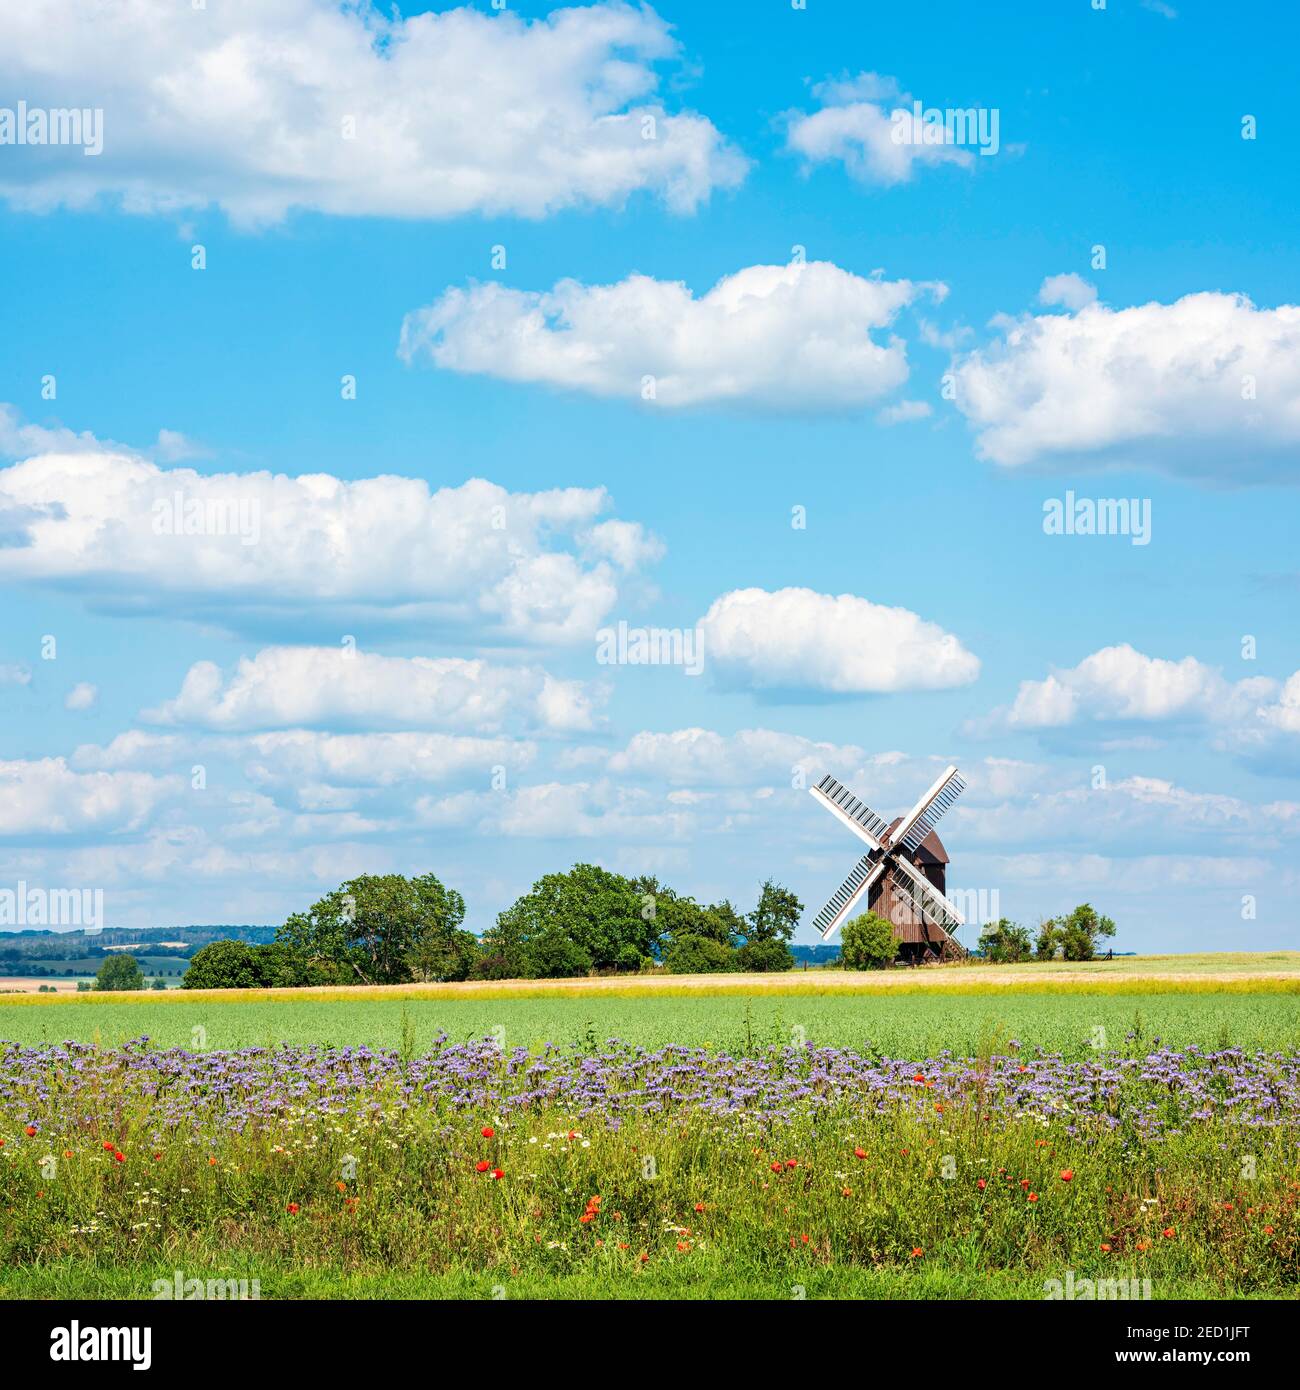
top-left (2, 1061), bottom-right (1295, 1301)
top-left (4, 959), bottom-right (1297, 1301)
top-left (1, 989), bottom-right (1298, 1056)
top-left (0, 1258), bottom-right (1274, 1302)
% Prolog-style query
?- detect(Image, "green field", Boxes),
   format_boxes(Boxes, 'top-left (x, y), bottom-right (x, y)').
top-left (2, 988), bottom-right (1299, 1056)
top-left (4, 963), bottom-right (1298, 1301)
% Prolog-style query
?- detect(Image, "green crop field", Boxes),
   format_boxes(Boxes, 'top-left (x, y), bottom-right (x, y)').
top-left (2, 986), bottom-right (1300, 1056)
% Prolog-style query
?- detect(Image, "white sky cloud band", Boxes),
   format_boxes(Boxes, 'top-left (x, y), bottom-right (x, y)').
top-left (141, 647), bottom-right (605, 735)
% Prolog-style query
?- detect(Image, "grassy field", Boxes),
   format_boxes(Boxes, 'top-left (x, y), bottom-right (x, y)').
top-left (2, 989), bottom-right (1299, 1056)
top-left (1, 954), bottom-right (1298, 1055)
top-left (3, 955), bottom-right (1297, 1301)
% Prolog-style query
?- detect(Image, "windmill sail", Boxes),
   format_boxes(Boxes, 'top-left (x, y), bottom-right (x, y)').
top-left (809, 774), bottom-right (890, 850)
top-left (893, 765), bottom-right (966, 854)
top-left (891, 855), bottom-right (965, 940)
top-left (811, 855), bottom-right (886, 940)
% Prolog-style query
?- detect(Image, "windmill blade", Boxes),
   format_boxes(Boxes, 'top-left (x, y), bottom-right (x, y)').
top-left (891, 856), bottom-right (965, 940)
top-left (811, 855), bottom-right (886, 940)
top-left (809, 774), bottom-right (890, 851)
top-left (891, 764), bottom-right (965, 854)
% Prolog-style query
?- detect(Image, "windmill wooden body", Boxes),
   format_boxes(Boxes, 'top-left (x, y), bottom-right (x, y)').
top-left (808, 764), bottom-right (967, 961)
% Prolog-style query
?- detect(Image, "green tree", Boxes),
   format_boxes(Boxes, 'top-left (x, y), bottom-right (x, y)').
top-left (746, 879), bottom-right (803, 943)
top-left (663, 933), bottom-right (737, 975)
top-left (978, 918), bottom-right (1033, 963)
top-left (276, 872), bottom-right (470, 985)
top-left (149, 976), bottom-right (168, 991)
top-left (182, 939), bottom-right (266, 989)
top-left (1034, 919), bottom-right (1061, 960)
top-left (94, 953), bottom-right (144, 991)
top-left (839, 911), bottom-right (899, 970)
top-left (1055, 903), bottom-right (1117, 962)
top-left (483, 864), bottom-right (656, 979)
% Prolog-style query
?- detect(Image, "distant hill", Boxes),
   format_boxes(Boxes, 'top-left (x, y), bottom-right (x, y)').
top-left (0, 924), bottom-right (278, 968)
top-left (791, 944), bottom-right (841, 966)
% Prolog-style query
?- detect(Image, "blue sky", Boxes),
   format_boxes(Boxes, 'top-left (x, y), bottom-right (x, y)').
top-left (0, 0), bottom-right (1297, 949)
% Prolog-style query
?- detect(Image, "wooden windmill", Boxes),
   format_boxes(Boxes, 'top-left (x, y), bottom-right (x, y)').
top-left (808, 764), bottom-right (967, 961)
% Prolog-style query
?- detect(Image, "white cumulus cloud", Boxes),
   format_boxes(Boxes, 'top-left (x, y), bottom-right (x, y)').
top-left (696, 587), bottom-right (979, 695)
top-left (973, 643), bottom-right (1278, 734)
top-left (400, 261), bottom-right (941, 410)
top-left (0, 758), bottom-right (177, 835)
top-left (0, 1), bottom-right (745, 225)
top-left (951, 291), bottom-right (1300, 476)
top-left (0, 424), bottom-right (657, 643)
top-left (141, 646), bottom-right (605, 735)
top-left (784, 73), bottom-right (979, 186)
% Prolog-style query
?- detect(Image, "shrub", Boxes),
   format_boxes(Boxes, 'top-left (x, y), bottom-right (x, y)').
top-left (734, 937), bottom-right (794, 973)
top-left (839, 911), bottom-right (900, 970)
top-left (978, 919), bottom-right (1034, 963)
top-left (662, 933), bottom-right (737, 975)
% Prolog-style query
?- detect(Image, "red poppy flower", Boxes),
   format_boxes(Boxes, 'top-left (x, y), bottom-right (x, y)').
top-left (910, 1247), bottom-right (923, 1258)
top-left (113, 1151), bottom-right (125, 1163)
top-left (853, 1147), bottom-right (867, 1159)
top-left (1162, 1227), bottom-right (1175, 1239)
top-left (481, 1126), bottom-right (495, 1139)
top-left (287, 1202), bottom-right (299, 1214)
top-left (800, 1233), bottom-right (809, 1244)
top-left (491, 1169), bottom-right (504, 1180)
top-left (580, 1213), bottom-right (595, 1224)
top-left (694, 1203), bottom-right (705, 1213)
top-left (1059, 1170), bottom-right (1073, 1182)
top-left (1100, 1243), bottom-right (1112, 1253)
top-left (770, 1161), bottom-right (782, 1173)
top-left (1027, 1192), bottom-right (1038, 1202)
top-left (785, 1159), bottom-right (797, 1169)
top-left (912, 1074), bottom-right (925, 1084)
top-left (475, 1160), bottom-right (491, 1173)
top-left (1264, 1225), bottom-right (1275, 1235)
top-left (102, 1141), bottom-right (114, 1151)
top-left (24, 1125), bottom-right (36, 1137)
top-left (977, 1178), bottom-right (987, 1190)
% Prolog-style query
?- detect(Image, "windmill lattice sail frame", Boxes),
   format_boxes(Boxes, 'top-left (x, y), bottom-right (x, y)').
top-left (808, 764), bottom-right (968, 951)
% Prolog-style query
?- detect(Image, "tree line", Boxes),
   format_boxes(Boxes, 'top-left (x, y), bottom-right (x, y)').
top-left (180, 866), bottom-right (806, 989)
